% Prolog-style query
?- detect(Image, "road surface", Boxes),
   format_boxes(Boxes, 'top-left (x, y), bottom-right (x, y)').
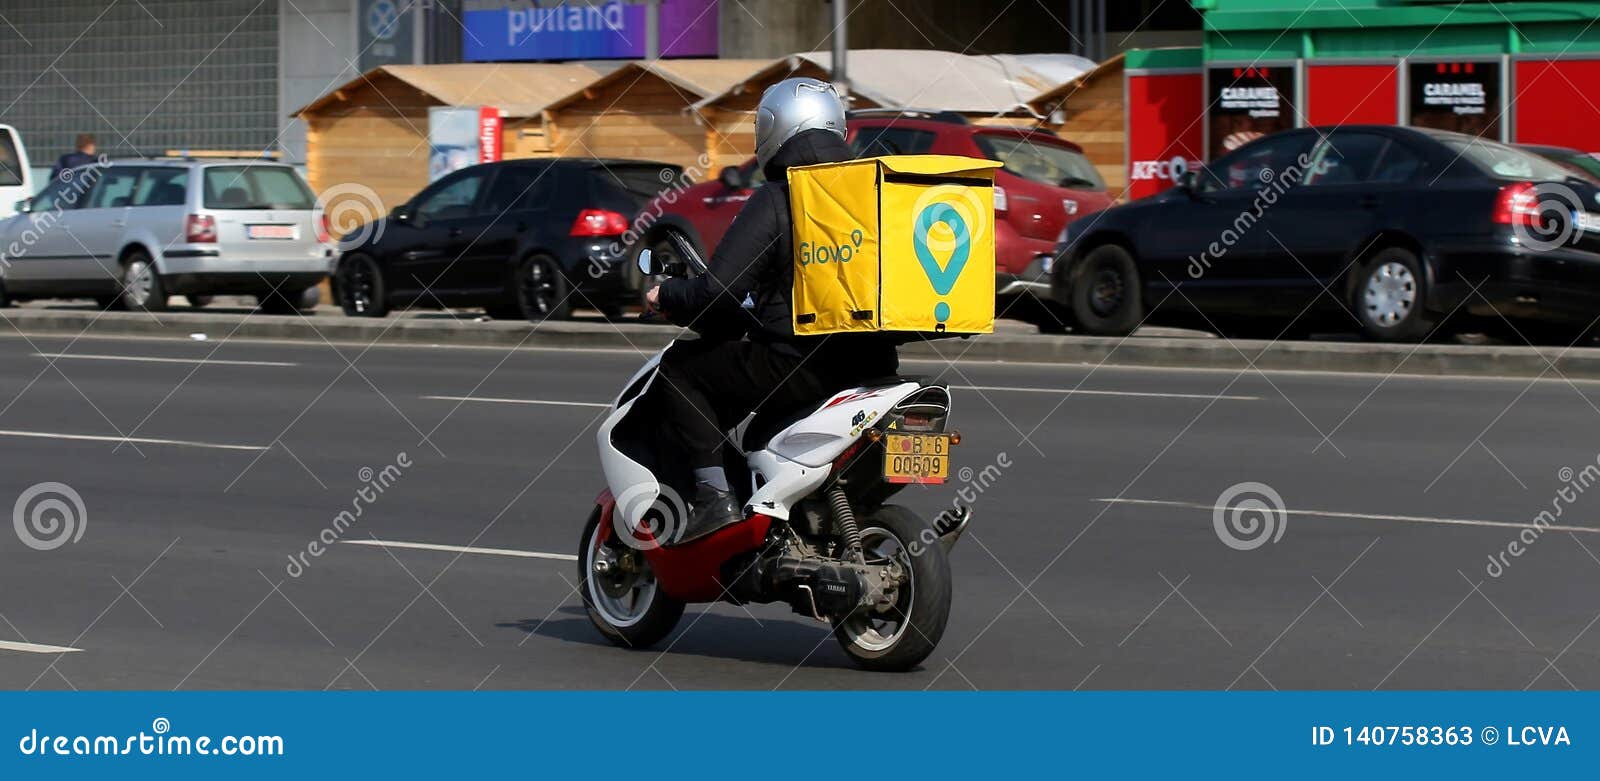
top-left (1, 331), bottom-right (1597, 690)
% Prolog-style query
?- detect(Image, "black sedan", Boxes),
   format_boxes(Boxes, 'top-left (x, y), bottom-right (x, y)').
top-left (1053, 125), bottom-right (1600, 342)
top-left (334, 158), bottom-right (680, 321)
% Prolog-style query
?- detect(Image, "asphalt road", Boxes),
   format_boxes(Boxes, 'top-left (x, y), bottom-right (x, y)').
top-left (2, 330), bottom-right (1600, 690)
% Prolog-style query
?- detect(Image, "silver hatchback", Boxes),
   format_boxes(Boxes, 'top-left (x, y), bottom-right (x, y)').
top-left (0, 158), bottom-right (335, 312)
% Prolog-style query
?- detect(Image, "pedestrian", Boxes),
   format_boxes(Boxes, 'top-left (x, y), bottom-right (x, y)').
top-left (51, 134), bottom-right (97, 178)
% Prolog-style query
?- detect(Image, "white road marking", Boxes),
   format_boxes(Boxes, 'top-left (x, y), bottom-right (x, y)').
top-left (1099, 498), bottom-right (1600, 535)
top-left (956, 385), bottom-right (1258, 401)
top-left (0, 429), bottom-right (267, 451)
top-left (0, 640), bottom-right (83, 654)
top-left (422, 395), bottom-right (609, 409)
top-left (33, 352), bottom-right (296, 367)
top-left (342, 539), bottom-right (578, 561)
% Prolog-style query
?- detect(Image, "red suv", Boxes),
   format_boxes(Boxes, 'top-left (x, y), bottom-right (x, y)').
top-left (643, 111), bottom-right (1113, 329)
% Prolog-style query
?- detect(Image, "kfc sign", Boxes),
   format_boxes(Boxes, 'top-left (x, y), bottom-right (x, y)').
top-left (1131, 156), bottom-right (1197, 182)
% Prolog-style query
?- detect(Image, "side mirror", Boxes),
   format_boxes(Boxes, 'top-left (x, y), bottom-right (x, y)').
top-left (391, 205), bottom-right (412, 224)
top-left (1175, 169), bottom-right (1198, 193)
top-left (637, 248), bottom-right (659, 277)
top-left (14, 198), bottom-right (30, 214)
top-left (718, 166), bottom-right (746, 190)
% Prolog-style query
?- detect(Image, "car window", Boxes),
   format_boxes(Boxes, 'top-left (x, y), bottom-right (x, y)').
top-left (1303, 133), bottom-right (1388, 186)
top-left (132, 167), bottom-right (189, 207)
top-left (29, 177), bottom-right (76, 212)
top-left (973, 133), bottom-right (1105, 190)
top-left (0, 128), bottom-right (21, 187)
top-left (851, 127), bottom-right (937, 157)
top-left (597, 164), bottom-right (682, 207)
top-left (1439, 137), bottom-right (1575, 181)
top-left (413, 171), bottom-right (484, 221)
top-left (86, 167), bottom-right (141, 209)
top-left (1202, 134), bottom-right (1311, 192)
top-left (1549, 151), bottom-right (1600, 182)
top-left (481, 165), bottom-right (551, 215)
top-left (203, 166), bottom-right (315, 210)
top-left (1372, 141), bottom-right (1427, 183)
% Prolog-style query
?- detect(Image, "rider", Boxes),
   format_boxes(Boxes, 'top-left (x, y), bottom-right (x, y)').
top-left (645, 77), bottom-right (899, 544)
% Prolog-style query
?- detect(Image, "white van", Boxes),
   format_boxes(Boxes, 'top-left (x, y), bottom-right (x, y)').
top-left (0, 125), bottom-right (32, 219)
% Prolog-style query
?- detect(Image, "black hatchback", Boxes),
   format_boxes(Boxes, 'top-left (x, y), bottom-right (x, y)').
top-left (334, 158), bottom-right (680, 321)
top-left (1053, 125), bottom-right (1600, 342)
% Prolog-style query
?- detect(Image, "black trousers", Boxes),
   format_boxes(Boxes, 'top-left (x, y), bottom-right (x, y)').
top-left (658, 339), bottom-right (854, 470)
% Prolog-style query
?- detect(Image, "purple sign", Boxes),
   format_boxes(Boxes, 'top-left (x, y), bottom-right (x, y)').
top-left (463, 0), bottom-right (719, 61)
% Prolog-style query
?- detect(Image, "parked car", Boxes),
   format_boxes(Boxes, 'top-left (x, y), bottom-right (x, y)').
top-left (1521, 144), bottom-right (1600, 182)
top-left (333, 157), bottom-right (681, 321)
top-left (1052, 125), bottom-right (1600, 342)
top-left (0, 124), bottom-right (32, 220)
top-left (0, 158), bottom-right (333, 312)
top-left (641, 111), bottom-right (1114, 331)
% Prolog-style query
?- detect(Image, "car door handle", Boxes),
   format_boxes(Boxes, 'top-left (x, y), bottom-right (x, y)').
top-left (449, 227), bottom-right (463, 238)
top-left (110, 220), bottom-right (125, 227)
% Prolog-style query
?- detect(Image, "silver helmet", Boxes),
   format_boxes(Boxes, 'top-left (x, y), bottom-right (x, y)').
top-left (754, 77), bottom-right (846, 170)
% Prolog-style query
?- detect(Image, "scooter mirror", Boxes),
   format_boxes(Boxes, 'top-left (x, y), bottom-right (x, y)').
top-left (637, 248), bottom-right (657, 276)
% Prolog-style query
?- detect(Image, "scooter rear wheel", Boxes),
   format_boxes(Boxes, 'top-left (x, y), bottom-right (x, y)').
top-left (578, 507), bottom-right (684, 649)
top-left (834, 506), bottom-right (952, 672)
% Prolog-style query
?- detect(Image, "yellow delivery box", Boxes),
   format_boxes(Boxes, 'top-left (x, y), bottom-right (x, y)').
top-left (788, 155), bottom-right (1001, 337)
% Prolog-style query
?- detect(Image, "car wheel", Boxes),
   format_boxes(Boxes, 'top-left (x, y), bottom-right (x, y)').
top-left (120, 251), bottom-right (168, 312)
top-left (1069, 244), bottom-right (1142, 336)
top-left (514, 254), bottom-right (571, 322)
top-left (335, 253), bottom-right (388, 317)
top-left (1356, 248), bottom-right (1434, 342)
top-left (185, 294), bottom-right (214, 310)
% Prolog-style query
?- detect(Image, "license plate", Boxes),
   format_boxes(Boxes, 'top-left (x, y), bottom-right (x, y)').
top-left (883, 433), bottom-right (951, 484)
top-left (1577, 211), bottom-right (1600, 234)
top-left (247, 224), bottom-right (296, 240)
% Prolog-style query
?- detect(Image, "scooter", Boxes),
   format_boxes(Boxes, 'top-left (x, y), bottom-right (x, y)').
top-left (579, 238), bottom-right (970, 672)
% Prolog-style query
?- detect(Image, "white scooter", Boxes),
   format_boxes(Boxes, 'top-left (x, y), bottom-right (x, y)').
top-left (579, 238), bottom-right (970, 671)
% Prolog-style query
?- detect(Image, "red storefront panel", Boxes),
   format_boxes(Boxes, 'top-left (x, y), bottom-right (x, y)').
top-left (1515, 58), bottom-right (1600, 151)
top-left (1306, 64), bottom-right (1398, 126)
top-left (1126, 71), bottom-right (1204, 200)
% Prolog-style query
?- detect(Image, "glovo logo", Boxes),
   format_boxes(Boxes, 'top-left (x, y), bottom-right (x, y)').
top-left (911, 185), bottom-right (987, 325)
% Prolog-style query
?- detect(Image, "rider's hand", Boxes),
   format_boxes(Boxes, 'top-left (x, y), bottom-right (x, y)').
top-left (644, 285), bottom-right (662, 312)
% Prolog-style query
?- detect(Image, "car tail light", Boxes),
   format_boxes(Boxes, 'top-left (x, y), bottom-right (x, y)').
top-left (993, 185), bottom-right (1008, 213)
top-left (569, 208), bottom-right (629, 237)
top-left (317, 213), bottom-right (331, 244)
top-left (185, 214), bottom-right (217, 243)
top-left (1493, 182), bottom-right (1540, 227)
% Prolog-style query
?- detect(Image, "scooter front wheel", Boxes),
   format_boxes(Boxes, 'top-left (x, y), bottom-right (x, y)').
top-left (578, 507), bottom-right (684, 648)
top-left (834, 505), bottom-right (952, 672)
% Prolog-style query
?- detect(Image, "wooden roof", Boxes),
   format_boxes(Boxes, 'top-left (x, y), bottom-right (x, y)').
top-left (1026, 53), bottom-right (1127, 116)
top-left (544, 59), bottom-right (772, 113)
top-left (293, 63), bottom-right (614, 119)
top-left (694, 50), bottom-right (1068, 117)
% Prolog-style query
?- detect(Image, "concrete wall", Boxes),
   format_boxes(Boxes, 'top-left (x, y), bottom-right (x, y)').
top-left (278, 0), bottom-right (359, 166)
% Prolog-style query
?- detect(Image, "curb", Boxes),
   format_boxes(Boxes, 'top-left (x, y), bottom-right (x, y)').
top-left (1, 308), bottom-right (1590, 379)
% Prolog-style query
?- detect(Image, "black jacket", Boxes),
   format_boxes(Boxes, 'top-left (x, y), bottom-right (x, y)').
top-left (658, 130), bottom-right (896, 373)
top-left (51, 151), bottom-right (95, 177)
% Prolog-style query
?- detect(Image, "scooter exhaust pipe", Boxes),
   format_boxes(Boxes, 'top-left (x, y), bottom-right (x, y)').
top-left (936, 507), bottom-right (972, 553)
